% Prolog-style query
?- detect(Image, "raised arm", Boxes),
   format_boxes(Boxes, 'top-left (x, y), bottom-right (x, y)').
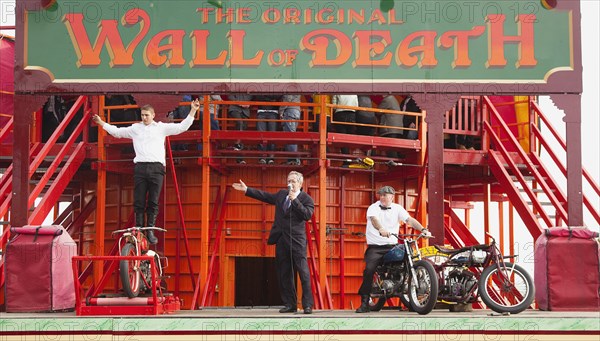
top-left (162, 98), bottom-right (200, 135)
top-left (92, 114), bottom-right (134, 139)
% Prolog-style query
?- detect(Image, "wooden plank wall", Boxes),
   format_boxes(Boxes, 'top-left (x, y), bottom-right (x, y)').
top-left (87, 166), bottom-right (417, 309)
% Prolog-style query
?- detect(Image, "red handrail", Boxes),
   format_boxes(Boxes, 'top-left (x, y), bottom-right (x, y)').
top-left (530, 100), bottom-right (600, 199)
top-left (29, 96), bottom-right (87, 179)
top-left (0, 117), bottom-right (13, 143)
top-left (529, 105), bottom-right (600, 225)
top-left (483, 96), bottom-right (568, 225)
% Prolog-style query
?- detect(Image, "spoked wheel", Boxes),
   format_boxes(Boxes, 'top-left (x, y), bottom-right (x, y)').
top-left (120, 243), bottom-right (141, 298)
top-left (400, 294), bottom-right (414, 311)
top-left (369, 272), bottom-right (387, 311)
top-left (478, 262), bottom-right (535, 314)
top-left (408, 260), bottom-right (438, 315)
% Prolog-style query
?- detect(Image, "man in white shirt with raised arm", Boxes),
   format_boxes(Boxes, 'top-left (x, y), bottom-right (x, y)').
top-left (92, 99), bottom-right (200, 244)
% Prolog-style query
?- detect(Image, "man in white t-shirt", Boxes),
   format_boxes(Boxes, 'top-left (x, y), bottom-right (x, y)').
top-left (355, 185), bottom-right (431, 313)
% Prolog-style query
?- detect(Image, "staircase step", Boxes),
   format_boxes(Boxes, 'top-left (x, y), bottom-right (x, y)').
top-left (503, 163), bottom-right (539, 169)
top-left (518, 188), bottom-right (545, 193)
top-left (526, 201), bottom-right (554, 206)
top-left (536, 214), bottom-right (556, 219)
top-left (510, 175), bottom-right (535, 181)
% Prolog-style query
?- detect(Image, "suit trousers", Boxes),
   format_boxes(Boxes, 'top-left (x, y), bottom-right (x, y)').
top-left (275, 239), bottom-right (314, 309)
top-left (133, 162), bottom-right (165, 216)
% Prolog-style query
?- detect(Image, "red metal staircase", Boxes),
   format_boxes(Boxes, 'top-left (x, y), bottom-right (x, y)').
top-left (0, 96), bottom-right (91, 288)
top-left (482, 96), bottom-right (600, 239)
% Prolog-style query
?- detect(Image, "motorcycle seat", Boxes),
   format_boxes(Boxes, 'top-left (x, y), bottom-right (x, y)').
top-left (434, 244), bottom-right (490, 255)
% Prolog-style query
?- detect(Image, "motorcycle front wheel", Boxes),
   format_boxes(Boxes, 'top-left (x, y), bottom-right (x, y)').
top-left (368, 297), bottom-right (386, 311)
top-left (408, 260), bottom-right (438, 315)
top-left (120, 243), bottom-right (141, 298)
top-left (478, 262), bottom-right (535, 314)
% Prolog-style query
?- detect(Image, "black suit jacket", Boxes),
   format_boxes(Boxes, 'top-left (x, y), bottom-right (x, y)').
top-left (245, 188), bottom-right (315, 245)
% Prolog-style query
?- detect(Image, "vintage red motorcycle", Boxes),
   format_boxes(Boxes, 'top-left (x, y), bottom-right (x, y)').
top-left (113, 226), bottom-right (168, 298)
top-left (426, 232), bottom-right (535, 314)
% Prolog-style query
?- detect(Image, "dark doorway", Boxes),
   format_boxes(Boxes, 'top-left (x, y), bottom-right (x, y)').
top-left (235, 257), bottom-right (281, 307)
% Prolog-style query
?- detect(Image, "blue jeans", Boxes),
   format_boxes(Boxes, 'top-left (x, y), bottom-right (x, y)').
top-left (257, 110), bottom-right (278, 152)
top-left (282, 108), bottom-right (300, 154)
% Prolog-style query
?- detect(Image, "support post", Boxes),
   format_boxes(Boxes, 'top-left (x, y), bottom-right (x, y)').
top-left (95, 97), bottom-right (107, 285)
top-left (318, 95), bottom-right (328, 306)
top-left (412, 94), bottom-right (458, 241)
top-left (550, 94), bottom-right (583, 226)
top-left (199, 95), bottom-right (211, 307)
top-left (11, 95), bottom-right (45, 227)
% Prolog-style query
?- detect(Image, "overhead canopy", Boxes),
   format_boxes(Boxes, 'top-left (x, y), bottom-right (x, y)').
top-left (15, 0), bottom-right (581, 94)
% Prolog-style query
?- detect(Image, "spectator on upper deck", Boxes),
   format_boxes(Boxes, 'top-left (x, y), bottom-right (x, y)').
top-left (399, 95), bottom-right (421, 140)
top-left (254, 95), bottom-right (280, 164)
top-left (280, 94), bottom-right (302, 166)
top-left (357, 95), bottom-right (377, 156)
top-left (374, 95), bottom-right (403, 159)
top-left (198, 95), bottom-right (222, 131)
top-left (332, 94), bottom-right (358, 158)
top-left (227, 94), bottom-right (253, 164)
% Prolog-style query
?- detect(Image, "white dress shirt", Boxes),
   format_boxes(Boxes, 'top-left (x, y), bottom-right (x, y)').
top-left (365, 201), bottom-right (410, 245)
top-left (102, 115), bottom-right (194, 166)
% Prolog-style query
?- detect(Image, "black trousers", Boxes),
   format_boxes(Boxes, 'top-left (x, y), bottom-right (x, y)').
top-left (275, 240), bottom-right (314, 309)
top-left (133, 162), bottom-right (165, 216)
top-left (358, 244), bottom-right (395, 296)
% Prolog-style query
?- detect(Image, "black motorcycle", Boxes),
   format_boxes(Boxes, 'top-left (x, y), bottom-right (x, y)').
top-left (367, 233), bottom-right (438, 315)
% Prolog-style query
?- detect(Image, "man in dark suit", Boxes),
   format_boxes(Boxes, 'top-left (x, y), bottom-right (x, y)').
top-left (232, 171), bottom-right (315, 314)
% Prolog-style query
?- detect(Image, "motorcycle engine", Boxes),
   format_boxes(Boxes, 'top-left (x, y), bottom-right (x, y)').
top-left (382, 280), bottom-right (395, 293)
top-left (376, 264), bottom-right (405, 295)
top-left (448, 268), bottom-right (477, 297)
top-left (139, 260), bottom-right (151, 292)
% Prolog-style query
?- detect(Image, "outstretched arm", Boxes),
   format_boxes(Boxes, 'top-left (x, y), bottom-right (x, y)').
top-left (406, 217), bottom-right (431, 237)
top-left (92, 114), bottom-right (133, 138)
top-left (92, 114), bottom-right (105, 127)
top-left (163, 99), bottom-right (200, 135)
top-left (232, 179), bottom-right (248, 193)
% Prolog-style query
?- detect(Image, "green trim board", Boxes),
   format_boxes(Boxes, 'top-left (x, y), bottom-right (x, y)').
top-left (1, 311), bottom-right (599, 334)
top-left (16, 0), bottom-right (582, 94)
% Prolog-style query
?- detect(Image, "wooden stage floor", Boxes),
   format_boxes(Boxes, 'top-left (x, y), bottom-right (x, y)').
top-left (1, 308), bottom-right (599, 340)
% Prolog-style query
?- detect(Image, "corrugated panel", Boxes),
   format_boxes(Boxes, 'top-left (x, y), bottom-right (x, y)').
top-left (93, 166), bottom-right (414, 308)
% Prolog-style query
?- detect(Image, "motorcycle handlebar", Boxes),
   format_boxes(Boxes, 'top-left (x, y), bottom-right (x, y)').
top-left (390, 233), bottom-right (434, 239)
top-left (112, 226), bottom-right (168, 234)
